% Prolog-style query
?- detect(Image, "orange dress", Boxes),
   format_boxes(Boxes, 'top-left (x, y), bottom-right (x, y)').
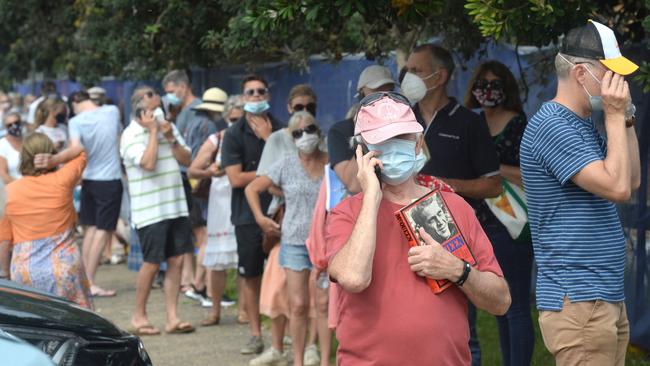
top-left (0, 153), bottom-right (92, 309)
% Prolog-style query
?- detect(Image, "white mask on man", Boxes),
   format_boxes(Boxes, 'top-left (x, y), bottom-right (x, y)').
top-left (400, 71), bottom-right (438, 105)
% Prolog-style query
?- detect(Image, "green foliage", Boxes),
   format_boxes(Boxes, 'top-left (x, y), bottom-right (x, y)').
top-left (0, 1), bottom-right (647, 89)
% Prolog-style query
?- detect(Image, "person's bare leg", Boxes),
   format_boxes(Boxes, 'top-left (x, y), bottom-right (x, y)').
top-left (307, 317), bottom-right (318, 346)
top-left (81, 226), bottom-right (95, 269)
top-left (131, 262), bottom-right (160, 328)
top-left (271, 315), bottom-right (287, 352)
top-left (0, 240), bottom-right (11, 279)
top-left (207, 270), bottom-right (226, 319)
top-left (180, 252), bottom-right (194, 290)
top-left (237, 276), bottom-right (248, 322)
top-left (163, 254), bottom-right (185, 330)
top-left (314, 284), bottom-right (332, 366)
top-left (286, 269), bottom-right (310, 366)
top-left (243, 276), bottom-right (262, 336)
top-left (86, 228), bottom-right (115, 294)
top-left (193, 226), bottom-right (207, 291)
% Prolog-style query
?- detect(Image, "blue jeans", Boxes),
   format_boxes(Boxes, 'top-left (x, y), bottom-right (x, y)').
top-left (485, 222), bottom-right (535, 366)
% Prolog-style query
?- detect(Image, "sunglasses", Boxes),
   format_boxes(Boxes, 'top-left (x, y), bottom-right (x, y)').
top-left (228, 117), bottom-right (239, 123)
top-left (291, 124), bottom-right (319, 139)
top-left (473, 79), bottom-right (504, 90)
top-left (244, 88), bottom-right (268, 97)
top-left (292, 102), bottom-right (317, 114)
top-left (358, 91), bottom-right (410, 108)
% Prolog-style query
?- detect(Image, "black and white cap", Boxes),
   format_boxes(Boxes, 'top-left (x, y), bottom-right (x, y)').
top-left (561, 20), bottom-right (638, 76)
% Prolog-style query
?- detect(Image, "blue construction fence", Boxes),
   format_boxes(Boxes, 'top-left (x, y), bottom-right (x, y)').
top-left (13, 42), bottom-right (650, 351)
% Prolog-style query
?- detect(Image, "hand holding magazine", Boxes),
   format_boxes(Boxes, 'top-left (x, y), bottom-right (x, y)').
top-left (395, 189), bottom-right (477, 293)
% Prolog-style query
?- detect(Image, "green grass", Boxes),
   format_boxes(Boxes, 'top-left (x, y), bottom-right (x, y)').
top-left (476, 309), bottom-right (650, 365)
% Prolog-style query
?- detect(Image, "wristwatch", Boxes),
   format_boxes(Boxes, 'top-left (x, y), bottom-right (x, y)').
top-left (455, 261), bottom-right (471, 287)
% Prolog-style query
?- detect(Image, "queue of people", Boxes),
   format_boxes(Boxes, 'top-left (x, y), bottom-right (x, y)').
top-left (0, 19), bottom-right (641, 366)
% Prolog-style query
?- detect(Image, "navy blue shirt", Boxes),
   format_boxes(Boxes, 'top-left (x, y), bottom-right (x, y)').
top-left (520, 102), bottom-right (625, 311)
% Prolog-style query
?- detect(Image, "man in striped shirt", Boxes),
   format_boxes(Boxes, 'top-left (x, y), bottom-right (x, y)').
top-left (520, 21), bottom-right (640, 365)
top-left (121, 86), bottom-right (195, 335)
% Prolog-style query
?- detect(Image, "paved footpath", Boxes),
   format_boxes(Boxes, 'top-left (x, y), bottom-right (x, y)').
top-left (94, 263), bottom-right (258, 366)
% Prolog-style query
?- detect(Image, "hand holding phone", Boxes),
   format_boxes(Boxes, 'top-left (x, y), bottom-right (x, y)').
top-left (353, 138), bottom-right (382, 183)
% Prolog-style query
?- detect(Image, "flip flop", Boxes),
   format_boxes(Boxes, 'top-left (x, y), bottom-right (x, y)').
top-left (200, 315), bottom-right (220, 327)
top-left (90, 287), bottom-right (117, 297)
top-left (128, 324), bottom-right (161, 336)
top-left (165, 321), bottom-right (195, 334)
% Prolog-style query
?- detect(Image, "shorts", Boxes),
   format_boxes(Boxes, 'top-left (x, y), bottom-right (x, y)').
top-left (279, 243), bottom-right (312, 272)
top-left (235, 224), bottom-right (266, 278)
top-left (189, 196), bottom-right (207, 228)
top-left (79, 179), bottom-right (123, 231)
top-left (137, 217), bottom-right (193, 264)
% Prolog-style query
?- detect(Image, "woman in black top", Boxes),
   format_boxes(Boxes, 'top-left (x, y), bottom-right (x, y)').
top-left (465, 60), bottom-right (535, 366)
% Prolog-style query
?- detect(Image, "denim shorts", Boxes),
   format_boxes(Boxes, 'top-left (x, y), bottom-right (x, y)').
top-left (279, 243), bottom-right (312, 272)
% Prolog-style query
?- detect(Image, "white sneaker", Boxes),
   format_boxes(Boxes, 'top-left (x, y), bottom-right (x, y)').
top-left (200, 297), bottom-right (214, 308)
top-left (249, 347), bottom-right (288, 366)
top-left (303, 344), bottom-right (320, 366)
top-left (282, 336), bottom-right (292, 346)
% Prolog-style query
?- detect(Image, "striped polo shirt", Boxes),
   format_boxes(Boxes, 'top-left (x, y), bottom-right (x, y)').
top-left (120, 121), bottom-right (190, 229)
top-left (520, 102), bottom-right (625, 311)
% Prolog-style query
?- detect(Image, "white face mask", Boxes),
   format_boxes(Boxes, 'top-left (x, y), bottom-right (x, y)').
top-left (153, 107), bottom-right (165, 123)
top-left (295, 133), bottom-right (320, 154)
top-left (400, 71), bottom-right (438, 105)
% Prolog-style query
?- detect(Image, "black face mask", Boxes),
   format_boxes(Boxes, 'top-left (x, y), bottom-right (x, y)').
top-left (55, 113), bottom-right (66, 125)
top-left (6, 122), bottom-right (22, 138)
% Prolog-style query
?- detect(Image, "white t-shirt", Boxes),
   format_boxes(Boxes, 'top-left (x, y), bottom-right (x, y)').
top-left (120, 120), bottom-right (190, 229)
top-left (0, 138), bottom-right (21, 180)
top-left (36, 124), bottom-right (68, 149)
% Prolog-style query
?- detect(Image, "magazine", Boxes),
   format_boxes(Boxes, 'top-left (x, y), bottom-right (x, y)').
top-left (395, 189), bottom-right (477, 293)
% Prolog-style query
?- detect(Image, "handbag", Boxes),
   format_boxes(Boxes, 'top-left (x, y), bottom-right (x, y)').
top-left (192, 134), bottom-right (220, 200)
top-left (262, 204), bottom-right (285, 254)
top-left (485, 180), bottom-right (531, 244)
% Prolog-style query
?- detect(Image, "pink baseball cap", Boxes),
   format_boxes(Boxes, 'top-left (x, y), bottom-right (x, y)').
top-left (354, 94), bottom-right (423, 144)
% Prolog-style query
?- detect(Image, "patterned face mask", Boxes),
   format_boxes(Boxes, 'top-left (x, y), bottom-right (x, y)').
top-left (471, 79), bottom-right (506, 108)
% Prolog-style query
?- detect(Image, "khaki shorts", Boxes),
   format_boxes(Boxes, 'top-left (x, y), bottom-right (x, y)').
top-left (539, 297), bottom-right (629, 366)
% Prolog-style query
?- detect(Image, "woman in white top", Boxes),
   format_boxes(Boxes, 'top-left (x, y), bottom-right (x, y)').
top-left (0, 112), bottom-right (23, 184)
top-left (34, 97), bottom-right (68, 150)
top-left (188, 97), bottom-right (245, 326)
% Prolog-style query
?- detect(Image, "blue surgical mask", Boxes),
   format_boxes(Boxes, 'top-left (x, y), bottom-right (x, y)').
top-left (244, 100), bottom-right (270, 115)
top-left (368, 138), bottom-right (417, 185)
top-left (582, 66), bottom-right (603, 112)
top-left (413, 151), bottom-right (428, 173)
top-left (166, 93), bottom-right (181, 106)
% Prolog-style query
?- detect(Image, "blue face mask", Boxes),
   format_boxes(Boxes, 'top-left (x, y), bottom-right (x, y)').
top-left (244, 100), bottom-right (270, 115)
top-left (367, 138), bottom-right (417, 185)
top-left (413, 151), bottom-right (428, 173)
top-left (166, 93), bottom-right (181, 106)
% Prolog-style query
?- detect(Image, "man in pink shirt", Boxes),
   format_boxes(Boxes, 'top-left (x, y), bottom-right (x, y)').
top-left (325, 92), bottom-right (511, 366)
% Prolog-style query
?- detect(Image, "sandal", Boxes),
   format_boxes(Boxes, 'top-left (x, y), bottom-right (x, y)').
top-left (128, 324), bottom-right (161, 336)
top-left (165, 321), bottom-right (195, 334)
top-left (200, 314), bottom-right (220, 327)
top-left (90, 287), bottom-right (117, 297)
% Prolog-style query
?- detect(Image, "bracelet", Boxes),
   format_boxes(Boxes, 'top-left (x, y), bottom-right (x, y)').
top-left (455, 261), bottom-right (471, 287)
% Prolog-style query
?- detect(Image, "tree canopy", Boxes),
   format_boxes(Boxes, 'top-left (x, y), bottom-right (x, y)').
top-left (0, 0), bottom-right (647, 89)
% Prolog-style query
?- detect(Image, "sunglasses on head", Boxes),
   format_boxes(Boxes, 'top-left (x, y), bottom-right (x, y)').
top-left (292, 102), bottom-right (317, 114)
top-left (291, 124), bottom-right (319, 139)
top-left (244, 88), bottom-right (268, 97)
top-left (473, 79), bottom-right (504, 90)
top-left (358, 91), bottom-right (410, 108)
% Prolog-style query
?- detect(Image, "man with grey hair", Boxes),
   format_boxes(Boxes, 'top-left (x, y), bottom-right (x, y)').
top-left (162, 69), bottom-right (217, 305)
top-left (521, 20), bottom-right (639, 365)
top-left (120, 87), bottom-right (194, 335)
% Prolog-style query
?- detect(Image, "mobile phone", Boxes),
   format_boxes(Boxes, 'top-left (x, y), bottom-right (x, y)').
top-left (353, 138), bottom-right (382, 183)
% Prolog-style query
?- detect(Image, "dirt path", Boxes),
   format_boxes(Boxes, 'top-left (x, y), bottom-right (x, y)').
top-left (93, 263), bottom-right (256, 366)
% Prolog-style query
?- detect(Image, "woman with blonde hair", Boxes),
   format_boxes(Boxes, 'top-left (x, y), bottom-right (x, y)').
top-left (0, 133), bottom-right (92, 309)
top-left (34, 96), bottom-right (68, 150)
top-left (247, 111), bottom-right (327, 366)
